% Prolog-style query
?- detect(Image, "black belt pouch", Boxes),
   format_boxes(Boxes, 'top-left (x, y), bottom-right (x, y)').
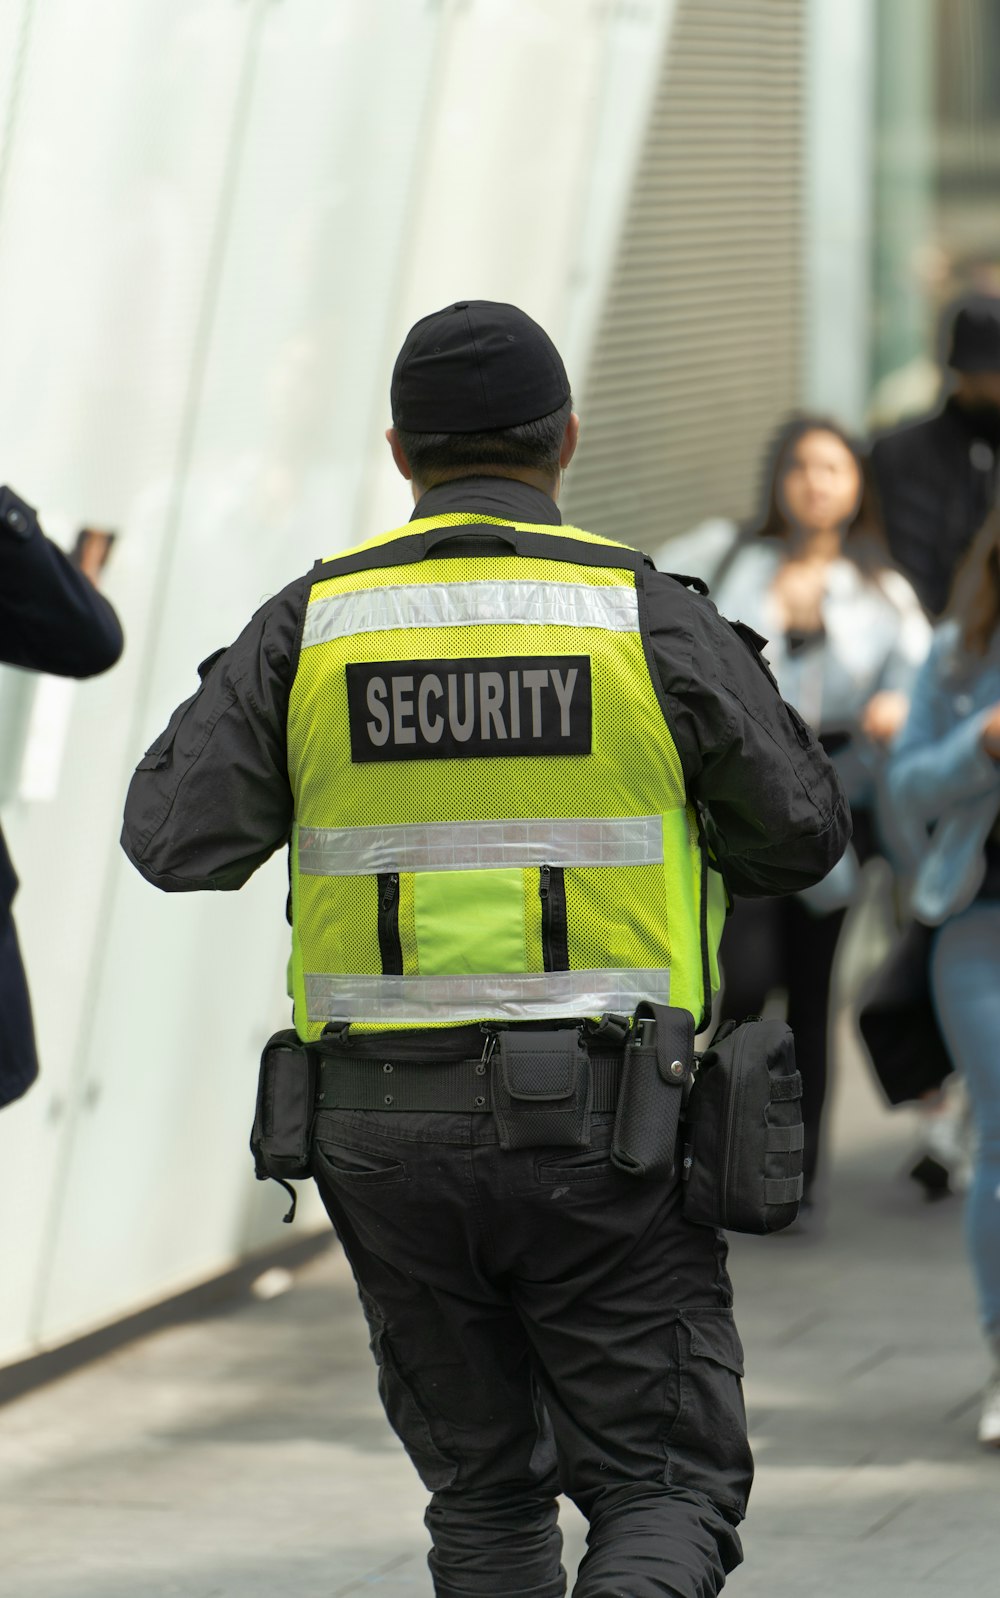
top-left (493, 1030), bottom-right (591, 1150)
top-left (611, 1001), bottom-right (693, 1179)
top-left (250, 1028), bottom-right (317, 1183)
top-left (682, 1017), bottom-right (803, 1234)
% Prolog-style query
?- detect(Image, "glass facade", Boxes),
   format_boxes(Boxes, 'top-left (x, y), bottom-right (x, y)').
top-left (871, 0), bottom-right (1000, 424)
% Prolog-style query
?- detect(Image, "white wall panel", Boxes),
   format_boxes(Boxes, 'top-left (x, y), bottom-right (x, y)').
top-left (25, 0), bottom-right (449, 1351)
top-left (805, 0), bottom-right (875, 428)
top-left (0, 0), bottom-right (681, 1363)
top-left (0, 0), bottom-right (265, 1361)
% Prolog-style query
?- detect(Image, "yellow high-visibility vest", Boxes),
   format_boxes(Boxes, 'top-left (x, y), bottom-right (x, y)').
top-left (286, 512), bottom-right (727, 1039)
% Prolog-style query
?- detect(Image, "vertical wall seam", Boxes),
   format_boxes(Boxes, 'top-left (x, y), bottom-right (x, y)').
top-left (0, 0), bottom-right (37, 244)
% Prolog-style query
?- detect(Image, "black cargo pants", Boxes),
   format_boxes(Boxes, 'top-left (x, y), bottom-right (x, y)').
top-left (312, 1105), bottom-right (753, 1598)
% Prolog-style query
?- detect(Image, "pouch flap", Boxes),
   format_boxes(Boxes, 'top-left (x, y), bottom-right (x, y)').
top-left (499, 1030), bottom-right (580, 1101)
top-left (264, 1045), bottom-right (316, 1140)
top-left (655, 1007), bottom-right (694, 1085)
top-left (633, 1001), bottom-right (694, 1085)
top-left (682, 1309), bottom-right (745, 1376)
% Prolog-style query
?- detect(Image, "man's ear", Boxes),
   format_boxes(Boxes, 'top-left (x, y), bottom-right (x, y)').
top-left (560, 412), bottom-right (580, 472)
top-left (386, 427), bottom-right (413, 481)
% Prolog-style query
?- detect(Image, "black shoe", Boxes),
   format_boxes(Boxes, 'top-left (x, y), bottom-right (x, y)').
top-left (908, 1153), bottom-right (952, 1200)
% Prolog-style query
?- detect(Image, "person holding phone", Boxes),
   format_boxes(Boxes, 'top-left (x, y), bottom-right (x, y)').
top-left (0, 486), bottom-right (123, 1109)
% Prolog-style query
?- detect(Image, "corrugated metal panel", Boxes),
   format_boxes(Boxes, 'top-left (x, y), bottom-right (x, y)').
top-left (563, 0), bottom-right (806, 551)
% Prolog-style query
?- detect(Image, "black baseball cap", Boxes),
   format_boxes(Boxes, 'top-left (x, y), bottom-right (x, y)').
top-left (391, 300), bottom-right (571, 433)
top-left (947, 295), bottom-right (1000, 372)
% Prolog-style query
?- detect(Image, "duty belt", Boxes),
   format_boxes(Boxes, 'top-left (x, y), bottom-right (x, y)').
top-left (316, 1050), bottom-right (625, 1113)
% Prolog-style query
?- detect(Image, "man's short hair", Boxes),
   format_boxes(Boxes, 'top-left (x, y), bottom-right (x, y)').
top-left (396, 397), bottom-right (572, 484)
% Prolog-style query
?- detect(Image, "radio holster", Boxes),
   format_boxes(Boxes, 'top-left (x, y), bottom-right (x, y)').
top-left (611, 1001), bottom-right (694, 1179)
top-left (492, 1028), bottom-right (592, 1150)
top-left (681, 1017), bottom-right (803, 1234)
top-left (250, 1029), bottom-right (318, 1223)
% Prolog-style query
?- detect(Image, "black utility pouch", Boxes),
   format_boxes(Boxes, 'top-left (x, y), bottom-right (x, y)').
top-left (492, 1029), bottom-right (591, 1151)
top-left (611, 1001), bottom-right (693, 1179)
top-left (682, 1018), bottom-right (803, 1234)
top-left (249, 1030), bottom-right (318, 1222)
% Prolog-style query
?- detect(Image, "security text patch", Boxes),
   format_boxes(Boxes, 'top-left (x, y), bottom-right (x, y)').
top-left (346, 656), bottom-right (592, 762)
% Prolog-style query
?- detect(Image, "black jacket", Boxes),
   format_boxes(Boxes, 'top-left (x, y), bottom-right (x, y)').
top-left (871, 396), bottom-right (1000, 618)
top-left (0, 487), bottom-right (124, 1107)
top-left (122, 476), bottom-right (849, 950)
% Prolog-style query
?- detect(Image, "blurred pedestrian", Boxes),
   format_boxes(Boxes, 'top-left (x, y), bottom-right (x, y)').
top-left (872, 294), bottom-right (1000, 619)
top-left (711, 417), bottom-right (930, 1206)
top-left (0, 486), bottom-right (124, 1109)
top-left (888, 507), bottom-right (1000, 1448)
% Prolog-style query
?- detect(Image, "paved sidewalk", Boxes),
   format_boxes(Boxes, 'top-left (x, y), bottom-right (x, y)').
top-left (2, 1024), bottom-right (998, 1597)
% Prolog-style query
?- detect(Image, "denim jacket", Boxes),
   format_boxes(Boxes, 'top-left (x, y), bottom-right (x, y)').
top-left (887, 621), bottom-right (1000, 924)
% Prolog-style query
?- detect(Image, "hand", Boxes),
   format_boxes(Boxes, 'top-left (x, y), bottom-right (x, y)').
top-left (982, 704), bottom-right (1000, 759)
top-left (770, 559), bottom-right (826, 634)
top-left (861, 690), bottom-right (910, 746)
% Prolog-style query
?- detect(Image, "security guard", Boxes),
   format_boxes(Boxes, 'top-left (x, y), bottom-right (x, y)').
top-left (122, 302), bottom-right (850, 1598)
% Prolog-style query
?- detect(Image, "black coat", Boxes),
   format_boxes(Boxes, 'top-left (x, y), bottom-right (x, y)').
top-left (0, 486), bottom-right (124, 1108)
top-left (871, 396), bottom-right (1000, 617)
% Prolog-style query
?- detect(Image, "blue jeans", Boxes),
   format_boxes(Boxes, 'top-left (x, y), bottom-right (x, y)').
top-left (931, 902), bottom-right (1000, 1340)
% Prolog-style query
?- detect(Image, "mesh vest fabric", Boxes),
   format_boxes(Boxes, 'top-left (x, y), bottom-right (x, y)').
top-left (285, 513), bottom-right (726, 1038)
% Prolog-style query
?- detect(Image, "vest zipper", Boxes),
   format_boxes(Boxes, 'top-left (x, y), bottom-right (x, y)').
top-left (377, 873), bottom-right (403, 976)
top-left (539, 864), bottom-right (569, 972)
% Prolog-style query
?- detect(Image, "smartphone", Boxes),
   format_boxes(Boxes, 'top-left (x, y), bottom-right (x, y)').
top-left (70, 527), bottom-right (116, 586)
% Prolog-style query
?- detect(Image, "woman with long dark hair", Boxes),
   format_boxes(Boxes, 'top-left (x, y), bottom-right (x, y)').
top-left (888, 510), bottom-right (1000, 1447)
top-left (712, 416), bottom-right (930, 1208)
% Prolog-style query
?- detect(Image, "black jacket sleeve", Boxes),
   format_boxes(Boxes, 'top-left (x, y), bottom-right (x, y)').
top-left (643, 569), bottom-right (851, 898)
top-left (0, 486), bottom-right (124, 676)
top-left (871, 413), bottom-right (995, 619)
top-left (121, 575), bottom-right (309, 892)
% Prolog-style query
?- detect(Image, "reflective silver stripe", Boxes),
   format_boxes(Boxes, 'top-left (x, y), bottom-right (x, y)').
top-left (301, 580), bottom-right (638, 648)
top-left (305, 969), bottom-right (670, 1026)
top-left (298, 816), bottom-right (664, 875)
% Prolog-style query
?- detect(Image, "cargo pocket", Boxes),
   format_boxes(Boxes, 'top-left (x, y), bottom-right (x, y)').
top-left (360, 1291), bottom-right (458, 1492)
top-left (536, 1143), bottom-right (616, 1184)
top-left (313, 1139), bottom-right (407, 1185)
top-left (663, 1309), bottom-right (753, 1518)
